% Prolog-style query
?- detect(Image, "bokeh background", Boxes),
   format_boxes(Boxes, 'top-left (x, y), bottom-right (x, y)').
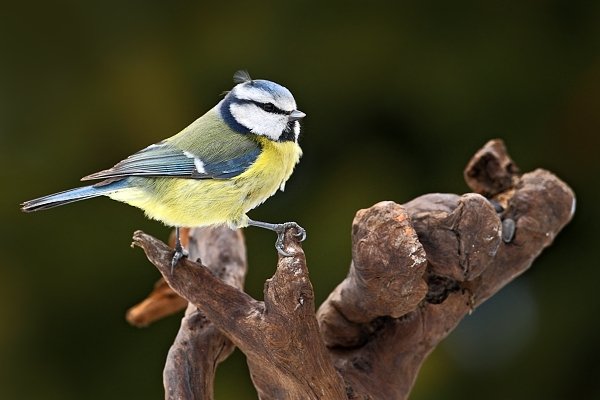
top-left (1, 1), bottom-right (599, 399)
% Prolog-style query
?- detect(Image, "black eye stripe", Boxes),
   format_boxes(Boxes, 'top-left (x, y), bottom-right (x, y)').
top-left (253, 101), bottom-right (290, 115)
top-left (230, 97), bottom-right (292, 115)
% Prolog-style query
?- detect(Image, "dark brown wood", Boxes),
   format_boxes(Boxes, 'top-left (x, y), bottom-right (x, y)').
top-left (317, 202), bottom-right (429, 348)
top-left (163, 227), bottom-right (247, 400)
top-left (127, 228), bottom-right (191, 327)
top-left (132, 228), bottom-right (347, 400)
top-left (463, 138), bottom-right (520, 197)
top-left (130, 139), bottom-right (575, 399)
top-left (317, 139), bottom-right (575, 399)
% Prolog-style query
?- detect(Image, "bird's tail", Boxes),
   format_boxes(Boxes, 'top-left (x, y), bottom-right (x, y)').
top-left (21, 180), bottom-right (128, 212)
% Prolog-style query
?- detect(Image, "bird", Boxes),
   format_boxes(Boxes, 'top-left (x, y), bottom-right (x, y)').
top-left (21, 70), bottom-right (306, 269)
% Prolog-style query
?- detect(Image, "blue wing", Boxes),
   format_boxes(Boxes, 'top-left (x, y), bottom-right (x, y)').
top-left (81, 141), bottom-right (261, 182)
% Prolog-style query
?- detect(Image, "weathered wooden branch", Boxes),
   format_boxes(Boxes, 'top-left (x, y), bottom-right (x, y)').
top-left (129, 139), bottom-right (575, 399)
top-left (127, 229), bottom-right (191, 327)
top-left (132, 228), bottom-right (346, 399)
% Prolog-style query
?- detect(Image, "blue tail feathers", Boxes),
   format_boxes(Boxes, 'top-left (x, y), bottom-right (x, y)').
top-left (21, 180), bottom-right (129, 212)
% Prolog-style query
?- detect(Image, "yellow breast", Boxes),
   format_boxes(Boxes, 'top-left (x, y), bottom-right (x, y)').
top-left (109, 137), bottom-right (302, 228)
top-left (234, 136), bottom-right (302, 211)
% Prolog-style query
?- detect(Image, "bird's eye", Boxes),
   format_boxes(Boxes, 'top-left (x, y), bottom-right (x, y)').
top-left (262, 103), bottom-right (275, 112)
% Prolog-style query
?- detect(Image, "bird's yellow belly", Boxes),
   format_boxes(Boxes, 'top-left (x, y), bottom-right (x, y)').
top-left (109, 139), bottom-right (301, 228)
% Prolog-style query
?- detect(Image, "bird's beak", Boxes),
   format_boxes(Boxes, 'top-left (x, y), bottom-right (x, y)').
top-left (288, 110), bottom-right (306, 122)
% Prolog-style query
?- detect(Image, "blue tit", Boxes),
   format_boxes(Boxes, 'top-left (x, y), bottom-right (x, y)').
top-left (22, 70), bottom-right (306, 268)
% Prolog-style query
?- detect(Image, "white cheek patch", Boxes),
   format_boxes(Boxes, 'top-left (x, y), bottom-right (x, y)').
top-left (183, 151), bottom-right (207, 174)
top-left (230, 103), bottom-right (287, 141)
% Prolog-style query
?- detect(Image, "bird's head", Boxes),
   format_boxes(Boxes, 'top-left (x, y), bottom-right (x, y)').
top-left (219, 71), bottom-right (305, 142)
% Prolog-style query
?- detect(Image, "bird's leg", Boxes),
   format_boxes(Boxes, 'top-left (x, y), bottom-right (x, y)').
top-left (247, 219), bottom-right (306, 257)
top-left (171, 227), bottom-right (188, 273)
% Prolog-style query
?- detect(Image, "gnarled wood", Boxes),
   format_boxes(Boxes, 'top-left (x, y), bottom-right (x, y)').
top-left (132, 228), bottom-right (347, 400)
top-left (130, 139), bottom-right (574, 399)
top-left (163, 227), bottom-right (247, 400)
top-left (127, 229), bottom-right (190, 327)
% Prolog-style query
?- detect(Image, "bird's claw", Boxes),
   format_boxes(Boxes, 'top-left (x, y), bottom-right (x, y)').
top-left (294, 226), bottom-right (307, 242)
top-left (170, 245), bottom-right (189, 274)
top-left (274, 222), bottom-right (306, 257)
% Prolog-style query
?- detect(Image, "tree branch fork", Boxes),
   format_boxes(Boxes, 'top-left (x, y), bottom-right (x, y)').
top-left (127, 139), bottom-right (575, 399)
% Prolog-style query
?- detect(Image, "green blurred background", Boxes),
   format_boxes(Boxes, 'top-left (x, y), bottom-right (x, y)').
top-left (1, 1), bottom-right (599, 399)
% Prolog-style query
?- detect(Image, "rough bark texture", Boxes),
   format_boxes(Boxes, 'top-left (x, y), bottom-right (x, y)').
top-left (127, 229), bottom-right (190, 327)
top-left (129, 139), bottom-right (575, 399)
top-left (163, 227), bottom-right (247, 400)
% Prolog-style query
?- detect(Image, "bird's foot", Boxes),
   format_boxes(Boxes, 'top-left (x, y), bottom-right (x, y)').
top-left (273, 222), bottom-right (306, 257)
top-left (247, 219), bottom-right (306, 257)
top-left (171, 244), bottom-right (189, 274)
